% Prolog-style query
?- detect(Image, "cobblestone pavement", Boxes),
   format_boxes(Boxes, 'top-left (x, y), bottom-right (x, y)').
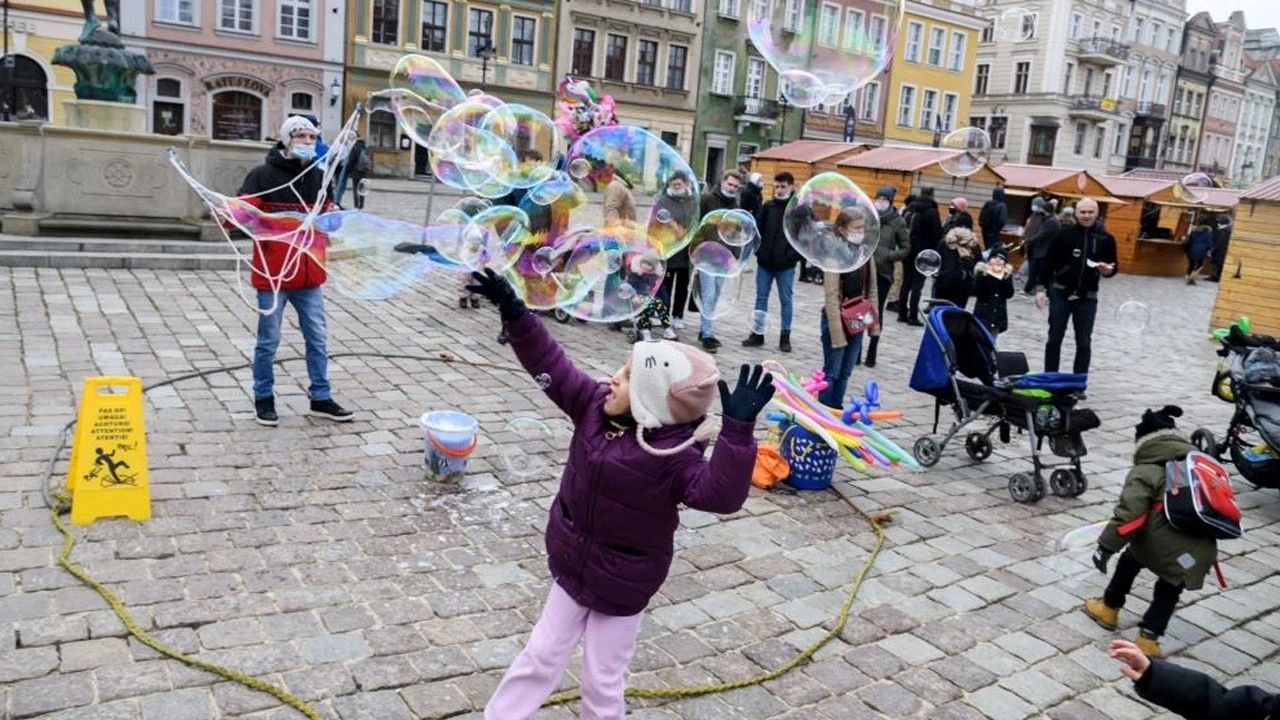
top-left (2, 264), bottom-right (1279, 720)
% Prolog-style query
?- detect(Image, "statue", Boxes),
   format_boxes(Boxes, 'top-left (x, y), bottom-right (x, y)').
top-left (79, 0), bottom-right (122, 42)
top-left (53, 0), bottom-right (154, 104)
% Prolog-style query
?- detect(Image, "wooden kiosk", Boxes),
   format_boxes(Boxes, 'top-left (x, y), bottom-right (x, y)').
top-left (995, 164), bottom-right (1122, 253)
top-left (1211, 175), bottom-right (1280, 334)
top-left (749, 141), bottom-right (868, 199)
top-left (832, 146), bottom-right (1006, 206)
top-left (1097, 176), bottom-right (1240, 276)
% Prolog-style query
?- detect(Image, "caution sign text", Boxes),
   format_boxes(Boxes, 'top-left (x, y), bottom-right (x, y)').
top-left (66, 377), bottom-right (151, 525)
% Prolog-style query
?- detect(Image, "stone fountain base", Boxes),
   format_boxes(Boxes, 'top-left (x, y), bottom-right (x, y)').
top-left (61, 99), bottom-right (145, 133)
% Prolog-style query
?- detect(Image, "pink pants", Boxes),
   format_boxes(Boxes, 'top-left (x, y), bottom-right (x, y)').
top-left (485, 582), bottom-right (643, 720)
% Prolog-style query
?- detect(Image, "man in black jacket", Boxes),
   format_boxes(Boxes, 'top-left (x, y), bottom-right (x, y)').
top-left (1034, 198), bottom-right (1118, 375)
top-left (743, 172), bottom-right (798, 352)
top-left (978, 187), bottom-right (1008, 249)
top-left (1112, 638), bottom-right (1278, 719)
top-left (897, 187), bottom-right (942, 326)
top-left (1021, 196), bottom-right (1059, 294)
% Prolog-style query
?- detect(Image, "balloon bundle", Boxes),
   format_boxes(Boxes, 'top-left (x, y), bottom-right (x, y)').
top-left (763, 362), bottom-right (920, 474)
top-left (555, 76), bottom-right (617, 146)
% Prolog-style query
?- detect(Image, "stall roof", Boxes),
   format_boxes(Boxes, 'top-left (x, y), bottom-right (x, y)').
top-left (835, 145), bottom-right (996, 173)
top-left (993, 164), bottom-right (1081, 189)
top-left (1119, 168), bottom-right (1186, 182)
top-left (1098, 176), bottom-right (1172, 199)
top-left (1098, 176), bottom-right (1241, 209)
top-left (1242, 175), bottom-right (1280, 201)
top-left (752, 140), bottom-right (867, 163)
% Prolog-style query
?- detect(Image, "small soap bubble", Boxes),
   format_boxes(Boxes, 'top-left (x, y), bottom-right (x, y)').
top-left (914, 249), bottom-right (942, 277)
top-left (356, 178), bottom-right (370, 197)
top-left (534, 373), bottom-right (552, 390)
top-left (1115, 300), bottom-right (1152, 334)
top-left (751, 310), bottom-right (769, 335)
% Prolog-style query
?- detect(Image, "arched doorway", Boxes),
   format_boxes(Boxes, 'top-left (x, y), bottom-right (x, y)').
top-left (0, 55), bottom-right (49, 121)
top-left (211, 90), bottom-right (263, 140)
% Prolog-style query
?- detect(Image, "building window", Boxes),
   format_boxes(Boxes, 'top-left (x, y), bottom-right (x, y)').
top-left (974, 63), bottom-right (989, 95)
top-left (818, 4), bottom-right (839, 47)
top-left (869, 16), bottom-right (886, 54)
top-left (948, 32), bottom-right (965, 71)
top-left (605, 34), bottom-right (627, 81)
top-left (1139, 69), bottom-right (1151, 102)
top-left (510, 16), bottom-right (535, 65)
top-left (1155, 72), bottom-right (1168, 105)
top-left (371, 0), bottom-right (399, 44)
top-left (718, 0), bottom-right (740, 17)
top-left (920, 89), bottom-right (938, 130)
top-left (1020, 13), bottom-right (1036, 41)
top-left (211, 90), bottom-right (262, 140)
top-left (783, 0), bottom-right (800, 31)
top-left (745, 57), bottom-right (764, 99)
top-left (421, 1), bottom-right (447, 52)
top-left (989, 116), bottom-right (1007, 149)
top-left (1131, 17), bottom-right (1142, 43)
top-left (905, 22), bottom-right (923, 62)
top-left (1114, 123), bottom-right (1126, 155)
top-left (636, 40), bottom-right (658, 86)
top-left (1094, 125), bottom-right (1105, 158)
top-left (1121, 66), bottom-right (1133, 98)
top-left (1166, 27), bottom-right (1176, 52)
top-left (927, 27), bottom-right (945, 66)
top-left (158, 0), bottom-right (195, 24)
top-left (1014, 61), bottom-right (1030, 94)
top-left (859, 81), bottom-right (879, 121)
top-left (1064, 62), bottom-right (1074, 95)
top-left (661, 131), bottom-right (679, 147)
top-left (712, 51), bottom-right (735, 95)
top-left (290, 92), bottom-right (314, 113)
top-left (897, 85), bottom-right (915, 126)
top-left (941, 92), bottom-right (957, 131)
top-left (152, 78), bottom-right (185, 135)
top-left (666, 45), bottom-right (687, 90)
top-left (572, 29), bottom-right (595, 76)
top-left (278, 0), bottom-right (312, 39)
top-left (980, 22), bottom-right (993, 44)
top-left (370, 113), bottom-right (397, 149)
top-left (467, 9), bottom-right (494, 57)
top-left (1070, 12), bottom-right (1081, 39)
top-left (671, 0), bottom-right (691, 12)
top-left (969, 115), bottom-right (986, 131)
top-left (844, 9), bottom-right (864, 49)
top-left (220, 0), bottom-right (254, 32)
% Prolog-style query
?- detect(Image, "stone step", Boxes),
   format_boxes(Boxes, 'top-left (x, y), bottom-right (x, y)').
top-left (0, 249), bottom-right (242, 271)
top-left (37, 217), bottom-right (203, 238)
top-left (0, 236), bottom-right (247, 256)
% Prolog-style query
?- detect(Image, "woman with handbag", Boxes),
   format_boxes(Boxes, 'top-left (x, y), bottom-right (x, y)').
top-left (818, 209), bottom-right (880, 410)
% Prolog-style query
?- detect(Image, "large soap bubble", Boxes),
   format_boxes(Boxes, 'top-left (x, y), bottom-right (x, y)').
top-left (389, 54), bottom-right (466, 113)
top-left (1174, 172), bottom-right (1214, 204)
top-left (938, 127), bottom-right (992, 178)
top-left (783, 172), bottom-right (880, 273)
top-left (994, 7), bottom-right (1037, 43)
top-left (748, 0), bottom-right (903, 108)
top-left (556, 228), bottom-right (667, 323)
top-left (479, 103), bottom-right (558, 189)
top-left (316, 212), bottom-right (462, 300)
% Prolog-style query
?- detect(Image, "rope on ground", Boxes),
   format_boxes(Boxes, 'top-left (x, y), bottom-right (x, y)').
top-left (545, 492), bottom-right (892, 706)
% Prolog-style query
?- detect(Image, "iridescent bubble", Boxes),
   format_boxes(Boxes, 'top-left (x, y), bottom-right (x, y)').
top-left (531, 246), bottom-right (561, 275)
top-left (716, 209), bottom-right (759, 247)
top-left (369, 88), bottom-right (435, 148)
top-left (655, 208), bottom-right (673, 224)
top-left (452, 206), bottom-right (530, 272)
top-left (690, 239), bottom-right (741, 277)
top-left (693, 270), bottom-right (746, 322)
top-left (451, 197), bottom-right (493, 217)
top-left (938, 127), bottom-right (992, 178)
top-left (427, 99), bottom-right (518, 198)
top-left (568, 157), bottom-right (592, 179)
top-left (499, 417), bottom-right (553, 478)
top-left (1174, 172), bottom-right (1215, 203)
top-left (356, 179), bottom-right (370, 197)
top-left (751, 309), bottom-right (769, 335)
top-left (480, 103), bottom-right (557, 189)
top-left (526, 171), bottom-right (583, 208)
top-left (1115, 300), bottom-right (1151, 333)
top-left (995, 7), bottom-right (1037, 43)
top-left (312, 211), bottom-right (464, 300)
top-left (506, 229), bottom-right (587, 310)
top-left (534, 373), bottom-right (552, 390)
top-left (915, 249), bottom-right (942, 277)
top-left (1043, 520), bottom-right (1107, 580)
top-left (389, 54), bottom-right (466, 113)
top-left (783, 172), bottom-right (880, 273)
top-left (556, 228), bottom-right (666, 323)
top-left (748, 0), bottom-right (903, 108)
top-left (616, 282), bottom-right (637, 300)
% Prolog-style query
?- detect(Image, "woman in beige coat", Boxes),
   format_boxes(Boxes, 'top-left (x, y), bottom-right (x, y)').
top-left (818, 209), bottom-right (879, 409)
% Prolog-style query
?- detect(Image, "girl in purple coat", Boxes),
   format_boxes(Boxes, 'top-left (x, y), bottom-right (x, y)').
top-left (466, 270), bottom-right (775, 720)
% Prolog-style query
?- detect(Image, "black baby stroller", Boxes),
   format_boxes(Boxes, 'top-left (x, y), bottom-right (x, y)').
top-left (908, 302), bottom-right (1102, 503)
top-left (1192, 326), bottom-right (1280, 489)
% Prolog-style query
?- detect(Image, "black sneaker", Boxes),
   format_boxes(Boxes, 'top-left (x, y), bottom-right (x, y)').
top-left (497, 328), bottom-right (509, 345)
top-left (255, 397), bottom-right (278, 427)
top-left (779, 332), bottom-right (792, 353)
top-left (700, 336), bottom-right (719, 353)
top-left (310, 398), bottom-right (354, 422)
top-left (742, 333), bottom-right (765, 347)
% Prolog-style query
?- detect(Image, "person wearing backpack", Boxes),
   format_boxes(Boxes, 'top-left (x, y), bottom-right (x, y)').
top-left (1085, 405), bottom-right (1220, 658)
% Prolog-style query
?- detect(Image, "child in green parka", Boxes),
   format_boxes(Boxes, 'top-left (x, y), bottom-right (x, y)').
top-left (1085, 405), bottom-right (1218, 659)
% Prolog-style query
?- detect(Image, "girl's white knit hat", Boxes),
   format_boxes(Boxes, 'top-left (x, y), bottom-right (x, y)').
top-left (629, 340), bottom-right (720, 429)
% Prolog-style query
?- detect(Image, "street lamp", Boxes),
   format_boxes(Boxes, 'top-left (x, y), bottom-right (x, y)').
top-left (479, 42), bottom-right (494, 89)
top-left (329, 79), bottom-right (341, 107)
top-left (776, 95), bottom-right (789, 146)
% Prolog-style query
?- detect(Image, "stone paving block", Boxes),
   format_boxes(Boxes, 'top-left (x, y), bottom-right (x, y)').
top-left (351, 655), bottom-right (421, 691)
top-left (281, 663), bottom-right (358, 701)
top-left (96, 660), bottom-right (171, 702)
top-left (1079, 685), bottom-right (1157, 720)
top-left (1185, 638), bottom-right (1258, 676)
top-left (964, 685), bottom-right (1038, 720)
top-left (401, 680), bottom-right (474, 718)
top-left (59, 637), bottom-right (132, 672)
top-left (1000, 669), bottom-right (1073, 707)
top-left (894, 666), bottom-right (962, 705)
top-left (332, 689), bottom-right (414, 720)
top-left (877, 632), bottom-right (947, 665)
top-left (993, 631), bottom-right (1057, 664)
top-left (138, 688), bottom-right (217, 720)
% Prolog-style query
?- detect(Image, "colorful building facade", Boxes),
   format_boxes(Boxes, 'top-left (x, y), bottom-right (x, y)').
top-left (0, 1), bottom-right (103, 125)
top-left (881, 0), bottom-right (983, 147)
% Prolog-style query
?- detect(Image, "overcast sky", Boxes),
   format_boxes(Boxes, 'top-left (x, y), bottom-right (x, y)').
top-left (1184, 0), bottom-right (1280, 32)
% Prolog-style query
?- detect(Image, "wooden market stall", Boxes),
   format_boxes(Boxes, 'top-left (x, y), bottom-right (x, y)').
top-left (994, 164), bottom-right (1125, 259)
top-left (749, 141), bottom-right (868, 199)
top-left (1097, 176), bottom-right (1240, 276)
top-left (833, 145), bottom-right (1007, 208)
top-left (1211, 175), bottom-right (1280, 334)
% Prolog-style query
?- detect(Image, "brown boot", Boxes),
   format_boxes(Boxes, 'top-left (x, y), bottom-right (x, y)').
top-left (1083, 597), bottom-right (1119, 630)
top-left (1135, 630), bottom-right (1162, 658)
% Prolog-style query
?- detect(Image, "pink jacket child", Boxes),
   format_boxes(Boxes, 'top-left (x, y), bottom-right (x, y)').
top-left (465, 269), bottom-right (775, 720)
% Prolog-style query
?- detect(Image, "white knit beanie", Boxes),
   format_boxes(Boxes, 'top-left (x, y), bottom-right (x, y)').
top-left (279, 115), bottom-right (318, 146)
top-left (629, 340), bottom-right (720, 429)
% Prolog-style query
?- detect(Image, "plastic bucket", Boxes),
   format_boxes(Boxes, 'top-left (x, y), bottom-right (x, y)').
top-left (780, 423), bottom-right (837, 491)
top-left (420, 411), bottom-right (478, 481)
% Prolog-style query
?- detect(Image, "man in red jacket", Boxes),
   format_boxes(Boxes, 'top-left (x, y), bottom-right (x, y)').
top-left (240, 115), bottom-right (353, 426)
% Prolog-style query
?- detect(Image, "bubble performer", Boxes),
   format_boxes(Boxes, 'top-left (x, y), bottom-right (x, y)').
top-left (464, 269), bottom-right (775, 720)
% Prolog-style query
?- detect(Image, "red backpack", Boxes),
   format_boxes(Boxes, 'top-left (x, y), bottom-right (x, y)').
top-left (1120, 451), bottom-right (1242, 540)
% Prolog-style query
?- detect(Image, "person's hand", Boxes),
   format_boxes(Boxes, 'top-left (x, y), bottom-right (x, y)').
top-left (1110, 639), bottom-right (1152, 681)
top-left (718, 364), bottom-right (776, 423)
top-left (465, 269), bottom-right (526, 322)
top-left (1093, 546), bottom-right (1114, 574)
top-left (1035, 290), bottom-right (1047, 310)
top-left (1096, 262), bottom-right (1115, 275)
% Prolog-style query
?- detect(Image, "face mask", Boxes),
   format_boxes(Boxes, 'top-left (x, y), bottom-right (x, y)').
top-left (874, 199), bottom-right (890, 213)
top-left (722, 188), bottom-right (739, 199)
top-left (775, 191), bottom-right (792, 201)
top-left (291, 143), bottom-right (317, 162)
top-left (667, 186), bottom-right (691, 198)
top-left (847, 232), bottom-right (865, 246)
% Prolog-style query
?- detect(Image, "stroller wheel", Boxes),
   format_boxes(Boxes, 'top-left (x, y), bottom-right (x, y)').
top-left (1050, 469), bottom-right (1077, 497)
top-left (1009, 473), bottom-right (1037, 503)
top-left (1190, 428), bottom-right (1218, 458)
top-left (965, 433), bottom-right (993, 461)
top-left (1070, 471), bottom-right (1088, 497)
top-left (913, 437), bottom-right (942, 467)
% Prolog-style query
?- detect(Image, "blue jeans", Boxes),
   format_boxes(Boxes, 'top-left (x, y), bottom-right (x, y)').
top-left (817, 315), bottom-right (863, 409)
top-left (254, 287), bottom-right (331, 401)
top-left (753, 266), bottom-right (795, 333)
top-left (1044, 288), bottom-right (1098, 374)
top-left (698, 272), bottom-right (725, 339)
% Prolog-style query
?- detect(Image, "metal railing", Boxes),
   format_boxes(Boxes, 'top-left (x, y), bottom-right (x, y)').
top-left (734, 96), bottom-right (782, 119)
top-left (1134, 101), bottom-right (1166, 116)
top-left (1069, 96), bottom-right (1118, 114)
top-left (1075, 36), bottom-right (1131, 61)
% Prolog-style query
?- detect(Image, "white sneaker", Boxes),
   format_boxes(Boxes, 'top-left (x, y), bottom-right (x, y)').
top-left (672, 318), bottom-right (685, 330)
top-left (663, 327), bottom-right (678, 340)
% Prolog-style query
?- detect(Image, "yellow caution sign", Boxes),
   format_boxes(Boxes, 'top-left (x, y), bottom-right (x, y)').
top-left (65, 377), bottom-right (151, 525)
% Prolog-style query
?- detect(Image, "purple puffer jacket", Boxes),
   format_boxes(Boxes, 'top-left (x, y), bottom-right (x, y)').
top-left (505, 312), bottom-right (757, 616)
